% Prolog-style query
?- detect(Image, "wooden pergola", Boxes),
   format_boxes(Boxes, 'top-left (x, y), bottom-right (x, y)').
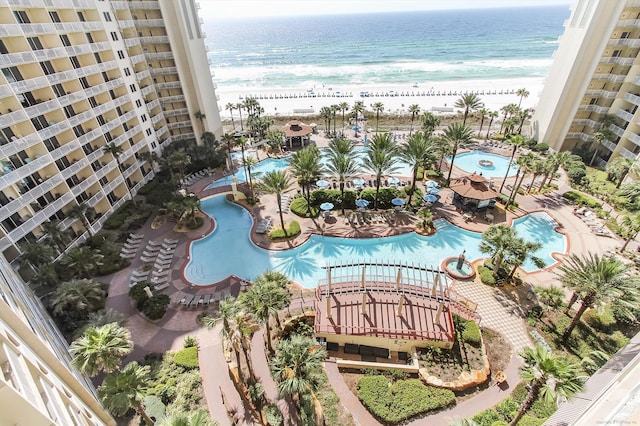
top-left (280, 120), bottom-right (313, 148)
top-left (449, 173), bottom-right (499, 212)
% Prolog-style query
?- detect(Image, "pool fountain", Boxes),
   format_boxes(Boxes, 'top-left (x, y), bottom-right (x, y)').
top-left (477, 159), bottom-right (495, 169)
top-left (442, 251), bottom-right (475, 280)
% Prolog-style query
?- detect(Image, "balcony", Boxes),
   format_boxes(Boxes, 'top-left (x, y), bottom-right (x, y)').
top-left (601, 139), bottom-right (617, 152)
top-left (0, 24), bottom-right (23, 37)
top-left (173, 132), bottom-right (195, 141)
top-left (141, 85), bottom-right (155, 97)
top-left (617, 19), bottom-right (640, 27)
top-left (150, 113), bottom-right (164, 125)
top-left (155, 81), bottom-right (182, 90)
top-left (53, 21), bottom-right (103, 33)
top-left (628, 132), bottom-right (640, 147)
top-left (167, 121), bottom-right (192, 130)
top-left (158, 95), bottom-right (185, 103)
top-left (150, 66), bottom-right (178, 76)
top-left (592, 73), bottom-right (626, 83)
top-left (117, 20), bottom-right (136, 30)
top-left (57, 89), bottom-right (87, 108)
top-left (135, 69), bottom-right (152, 80)
top-left (64, 41), bottom-right (112, 57)
top-left (19, 23), bottom-right (57, 36)
top-left (124, 38), bottom-right (141, 48)
top-left (0, 51), bottom-right (36, 67)
top-left (146, 99), bottom-right (161, 110)
top-left (624, 92), bottom-right (640, 106)
top-left (585, 89), bottom-right (618, 99)
top-left (566, 132), bottom-right (593, 142)
top-left (38, 120), bottom-right (71, 140)
top-left (61, 158), bottom-right (90, 180)
top-left (578, 104), bottom-right (610, 114)
top-left (134, 19), bottom-right (165, 27)
top-left (10, 75), bottom-right (50, 93)
top-left (139, 35), bottom-right (170, 44)
top-left (609, 124), bottom-right (626, 138)
top-left (46, 69), bottom-right (79, 85)
top-left (0, 133), bottom-right (40, 159)
top-left (0, 85), bottom-right (12, 98)
top-left (12, 193), bottom-right (75, 242)
top-left (110, 0), bottom-right (160, 10)
top-left (616, 109), bottom-right (635, 123)
top-left (155, 125), bottom-right (168, 136)
top-left (130, 54), bottom-right (146, 64)
top-left (619, 147), bottom-right (638, 160)
top-left (0, 110), bottom-right (28, 129)
top-left (145, 52), bottom-right (173, 60)
top-left (33, 47), bottom-right (68, 62)
top-left (572, 118), bottom-right (599, 128)
top-left (164, 108), bottom-right (189, 117)
top-left (601, 56), bottom-right (636, 66)
top-left (608, 38), bottom-right (640, 47)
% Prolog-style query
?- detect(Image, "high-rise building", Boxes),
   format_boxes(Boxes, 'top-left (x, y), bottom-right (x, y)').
top-left (532, 0), bottom-right (640, 168)
top-left (0, 255), bottom-right (115, 425)
top-left (0, 0), bottom-right (222, 264)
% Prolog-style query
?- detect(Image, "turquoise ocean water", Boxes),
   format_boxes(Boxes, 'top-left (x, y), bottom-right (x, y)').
top-left (203, 6), bottom-right (570, 91)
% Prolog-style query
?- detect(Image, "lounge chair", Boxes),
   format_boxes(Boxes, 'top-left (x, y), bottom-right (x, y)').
top-left (164, 238), bottom-right (179, 245)
top-left (132, 269), bottom-right (150, 277)
top-left (147, 240), bottom-right (162, 247)
top-left (190, 295), bottom-right (202, 307)
top-left (181, 294), bottom-right (195, 306)
top-left (157, 254), bottom-right (174, 262)
top-left (144, 245), bottom-right (160, 252)
top-left (202, 294), bottom-right (211, 306)
top-left (154, 283), bottom-right (169, 291)
top-left (140, 255), bottom-right (157, 263)
top-left (162, 242), bottom-right (177, 250)
top-left (129, 233), bottom-right (144, 240)
top-left (152, 270), bottom-right (170, 278)
top-left (155, 259), bottom-right (173, 267)
top-left (120, 252), bottom-right (136, 259)
top-left (141, 251), bottom-right (158, 258)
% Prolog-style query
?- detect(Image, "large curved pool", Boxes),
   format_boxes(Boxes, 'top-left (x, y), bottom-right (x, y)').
top-left (449, 151), bottom-right (516, 179)
top-left (184, 196), bottom-right (567, 287)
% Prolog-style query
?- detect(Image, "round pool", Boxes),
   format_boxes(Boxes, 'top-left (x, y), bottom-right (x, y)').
top-left (449, 151), bottom-right (516, 178)
top-left (442, 256), bottom-right (475, 280)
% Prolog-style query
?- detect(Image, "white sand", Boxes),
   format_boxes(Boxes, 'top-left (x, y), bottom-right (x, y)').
top-left (216, 77), bottom-right (544, 119)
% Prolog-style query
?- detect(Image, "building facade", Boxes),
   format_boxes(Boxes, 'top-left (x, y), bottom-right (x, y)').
top-left (0, 0), bottom-right (221, 264)
top-left (532, 0), bottom-right (640, 168)
top-left (0, 255), bottom-right (115, 425)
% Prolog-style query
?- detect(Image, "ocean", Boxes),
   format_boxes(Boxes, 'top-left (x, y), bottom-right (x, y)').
top-left (203, 6), bottom-right (570, 91)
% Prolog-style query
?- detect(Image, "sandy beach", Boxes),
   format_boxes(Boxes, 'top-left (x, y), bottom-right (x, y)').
top-left (216, 77), bottom-right (543, 119)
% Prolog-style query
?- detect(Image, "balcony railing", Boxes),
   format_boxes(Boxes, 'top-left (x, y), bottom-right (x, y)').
top-left (601, 139), bottom-right (617, 152)
top-left (585, 89), bottom-right (618, 99)
top-left (578, 104), bottom-right (610, 114)
top-left (608, 38), bottom-right (640, 47)
top-left (110, 0), bottom-right (160, 10)
top-left (592, 73), bottom-right (626, 83)
top-left (624, 92), bottom-right (640, 106)
top-left (609, 124), bottom-right (626, 138)
top-left (145, 52), bottom-right (173, 60)
top-left (616, 109), bottom-right (635, 123)
top-left (139, 35), bottom-right (169, 44)
top-left (10, 75), bottom-right (50, 93)
top-left (150, 66), bottom-right (178, 76)
top-left (155, 81), bottom-right (182, 90)
top-left (0, 51), bottom-right (37, 67)
top-left (619, 147), bottom-right (638, 160)
top-left (601, 56), bottom-right (636, 66)
top-left (628, 132), bottom-right (640, 147)
top-left (0, 110), bottom-right (28, 129)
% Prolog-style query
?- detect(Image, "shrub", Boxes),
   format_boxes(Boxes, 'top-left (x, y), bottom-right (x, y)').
top-left (473, 408), bottom-right (501, 426)
top-left (491, 422), bottom-right (509, 426)
top-left (462, 321), bottom-right (482, 347)
top-left (495, 397), bottom-right (519, 422)
top-left (183, 336), bottom-right (198, 348)
top-left (566, 167), bottom-right (587, 185)
top-left (265, 404), bottom-right (283, 426)
top-left (529, 397), bottom-right (557, 419)
top-left (583, 309), bottom-right (616, 332)
top-left (562, 191), bottom-right (602, 208)
top-left (185, 216), bottom-right (204, 230)
top-left (103, 200), bottom-right (153, 231)
top-left (174, 346), bottom-right (199, 368)
top-left (518, 415), bottom-right (545, 426)
top-left (138, 294), bottom-right (170, 320)
top-left (310, 189), bottom-right (356, 208)
top-left (96, 254), bottom-right (130, 276)
top-left (356, 376), bottom-right (455, 423)
top-left (129, 282), bottom-right (150, 303)
top-left (607, 330), bottom-right (629, 351)
top-left (290, 197), bottom-right (319, 218)
top-left (269, 221), bottom-right (301, 239)
top-left (478, 266), bottom-right (495, 285)
top-left (532, 143), bottom-right (549, 153)
top-left (511, 382), bottom-right (528, 404)
top-left (360, 187), bottom-right (401, 209)
top-left (145, 181), bottom-right (177, 206)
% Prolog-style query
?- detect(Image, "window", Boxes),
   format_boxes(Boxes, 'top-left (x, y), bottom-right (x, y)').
top-left (3, 66), bottom-right (24, 82)
top-left (141, 114), bottom-right (147, 122)
top-left (589, 98), bottom-right (598, 105)
top-left (613, 50), bottom-right (622, 57)
top-left (93, 52), bottom-right (102, 63)
top-left (124, 67), bottom-right (131, 76)
top-left (88, 96), bottom-right (98, 108)
top-left (621, 31), bottom-right (630, 39)
top-left (135, 99), bottom-right (142, 108)
top-left (99, 176), bottom-right (108, 186)
top-left (129, 84), bottom-right (137, 92)
top-left (63, 105), bottom-right (76, 118)
top-left (49, 11), bottom-right (60, 23)
top-left (39, 61), bottom-right (55, 75)
top-left (117, 50), bottom-right (125, 60)
top-left (103, 12), bottom-right (112, 22)
top-left (151, 141), bottom-right (157, 149)
top-left (73, 125), bottom-right (85, 137)
top-left (60, 34), bottom-right (71, 47)
top-left (43, 136), bottom-right (60, 151)
top-left (80, 77), bottom-right (89, 89)
top-left (110, 31), bottom-right (119, 42)
top-left (85, 32), bottom-right (94, 43)
top-left (145, 128), bottom-right (152, 136)
top-left (27, 37), bottom-right (43, 50)
top-left (97, 115), bottom-right (106, 126)
top-left (0, 40), bottom-right (8, 54)
top-left (13, 11), bottom-right (30, 24)
top-left (69, 56), bottom-right (81, 69)
top-left (77, 12), bottom-right (85, 22)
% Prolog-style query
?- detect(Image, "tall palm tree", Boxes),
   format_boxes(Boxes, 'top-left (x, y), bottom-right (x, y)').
top-left (98, 361), bottom-right (153, 425)
top-left (362, 134), bottom-right (399, 210)
top-left (270, 335), bottom-right (327, 423)
top-left (421, 111), bottom-right (441, 136)
top-left (51, 279), bottom-right (106, 319)
top-left (454, 93), bottom-right (483, 126)
top-left (225, 102), bottom-right (236, 130)
top-left (558, 253), bottom-right (640, 341)
top-left (324, 138), bottom-right (360, 214)
top-left (485, 110), bottom-right (498, 139)
top-left (167, 151), bottom-right (191, 185)
top-left (479, 225), bottom-right (519, 278)
top-left (204, 296), bottom-right (238, 342)
top-left (331, 104), bottom-right (339, 136)
top-left (319, 106), bottom-right (333, 136)
top-left (194, 110), bottom-right (206, 138)
top-left (408, 104), bottom-right (421, 136)
top-left (259, 170), bottom-right (294, 237)
top-left (234, 135), bottom-right (250, 182)
top-left (243, 156), bottom-right (257, 199)
top-left (351, 102), bottom-right (364, 137)
top-left (372, 101), bottom-right (384, 132)
top-left (505, 238), bottom-right (544, 280)
top-left (516, 88), bottom-right (530, 108)
top-left (499, 134), bottom-right (527, 193)
top-left (18, 242), bottom-right (55, 269)
top-left (589, 114), bottom-right (617, 166)
top-left (526, 155), bottom-right (547, 193)
top-left (266, 129), bottom-right (285, 155)
top-left (509, 345), bottom-right (584, 426)
top-left (620, 212), bottom-right (640, 251)
top-left (221, 133), bottom-right (235, 170)
top-left (606, 156), bottom-right (637, 188)
top-left (542, 151), bottom-right (572, 187)
top-left (227, 312), bottom-right (254, 381)
top-left (182, 195), bottom-right (201, 227)
top-left (498, 103), bottom-right (519, 135)
top-left (158, 410), bottom-right (216, 426)
top-left (70, 202), bottom-right (96, 237)
top-left (60, 246), bottom-right (104, 278)
top-left (443, 122), bottom-right (474, 182)
top-left (236, 101), bottom-right (245, 131)
top-left (41, 219), bottom-right (69, 253)
top-left (338, 101), bottom-right (350, 136)
top-left (507, 153), bottom-right (534, 206)
top-left (139, 150), bottom-right (160, 174)
top-left (289, 146), bottom-right (322, 211)
top-left (70, 322), bottom-right (133, 377)
top-left (477, 108), bottom-right (488, 137)
top-left (240, 279), bottom-right (290, 353)
top-left (400, 132), bottom-right (436, 207)
top-left (515, 108), bottom-right (531, 135)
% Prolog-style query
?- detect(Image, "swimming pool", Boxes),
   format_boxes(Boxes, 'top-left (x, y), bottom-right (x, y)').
top-left (184, 196), bottom-right (567, 287)
top-left (450, 151), bottom-right (516, 179)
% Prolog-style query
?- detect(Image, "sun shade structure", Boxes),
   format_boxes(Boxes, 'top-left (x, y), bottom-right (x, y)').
top-left (281, 120), bottom-right (313, 147)
top-left (449, 173), bottom-right (499, 211)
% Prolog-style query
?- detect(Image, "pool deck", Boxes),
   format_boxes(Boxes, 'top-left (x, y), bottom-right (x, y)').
top-left (103, 132), bottom-right (630, 425)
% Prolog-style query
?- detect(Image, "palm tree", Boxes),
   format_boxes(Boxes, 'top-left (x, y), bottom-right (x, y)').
top-left (516, 88), bottom-right (530, 108)
top-left (139, 150), bottom-right (160, 174)
top-left (227, 312), bottom-right (254, 381)
top-left (480, 225), bottom-right (518, 278)
top-left (236, 101), bottom-right (245, 131)
top-left (70, 202), bottom-right (96, 237)
top-left (507, 153), bottom-right (534, 206)
top-left (70, 322), bottom-right (132, 377)
top-left (443, 122), bottom-right (474, 182)
top-left (194, 110), bottom-right (206, 137)
top-left (620, 212), bottom-right (640, 251)
top-left (103, 142), bottom-right (134, 202)
top-left (515, 108), bottom-right (531, 135)
top-left (235, 135), bottom-right (250, 182)
top-left (558, 253), bottom-right (640, 341)
top-left (266, 129), bottom-right (285, 155)
top-left (324, 138), bottom-right (360, 214)
top-left (351, 102), bottom-right (364, 137)
top-left (485, 110), bottom-right (498, 139)
top-left (18, 242), bottom-right (55, 269)
top-left (421, 111), bottom-right (441, 136)
top-left (408, 104), bottom-right (421, 135)
top-left (41, 219), bottom-right (69, 253)
top-left (289, 146), bottom-right (322, 211)
top-left (258, 170), bottom-right (294, 237)
top-left (454, 93), bottom-right (483, 126)
top-left (243, 156), bottom-right (257, 199)
top-left (51, 279), bottom-right (106, 319)
top-left (338, 101), bottom-right (350, 136)
top-left (362, 134), bottom-right (399, 209)
top-left (158, 409), bottom-right (216, 426)
top-left (270, 335), bottom-right (327, 423)
top-left (60, 247), bottom-right (103, 278)
top-left (509, 345), bottom-right (584, 426)
top-left (498, 103), bottom-right (519, 135)
top-left (477, 108), bottom-right (488, 137)
top-left (505, 238), bottom-right (544, 280)
top-left (526, 156), bottom-right (547, 193)
top-left (240, 279), bottom-right (290, 353)
top-left (400, 132), bottom-right (436, 207)
top-left (98, 361), bottom-right (153, 425)
top-left (225, 103), bottom-right (236, 130)
top-left (320, 106), bottom-right (332, 136)
top-left (167, 151), bottom-right (191, 184)
top-left (331, 104), bottom-right (339, 136)
top-left (221, 133), bottom-right (235, 170)
top-left (204, 296), bottom-right (238, 341)
top-left (372, 101), bottom-right (384, 132)
top-left (589, 114), bottom-right (617, 166)
top-left (542, 151), bottom-right (578, 187)
top-left (606, 156), bottom-right (637, 188)
top-left (499, 134), bottom-right (527, 193)
top-left (182, 195), bottom-right (201, 227)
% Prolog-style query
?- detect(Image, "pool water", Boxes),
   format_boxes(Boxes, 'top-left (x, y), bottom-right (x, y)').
top-left (449, 151), bottom-right (516, 179)
top-left (184, 196), bottom-right (567, 286)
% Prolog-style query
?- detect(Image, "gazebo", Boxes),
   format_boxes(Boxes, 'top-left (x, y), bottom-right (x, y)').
top-left (449, 173), bottom-right (499, 212)
top-left (281, 120), bottom-right (313, 148)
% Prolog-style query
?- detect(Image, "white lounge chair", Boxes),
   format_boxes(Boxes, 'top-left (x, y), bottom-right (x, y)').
top-left (164, 238), bottom-right (179, 245)
top-left (140, 256), bottom-right (156, 263)
top-left (152, 270), bottom-right (170, 278)
top-left (129, 233), bottom-right (144, 240)
top-left (141, 251), bottom-right (158, 258)
top-left (154, 283), bottom-right (169, 291)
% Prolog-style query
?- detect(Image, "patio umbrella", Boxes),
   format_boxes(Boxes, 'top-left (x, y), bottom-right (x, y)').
top-left (316, 179), bottom-right (329, 188)
top-left (320, 202), bottom-right (334, 211)
top-left (355, 199), bottom-right (369, 208)
top-left (425, 180), bottom-right (439, 188)
top-left (423, 194), bottom-right (438, 203)
top-left (388, 177), bottom-right (400, 185)
top-left (352, 126), bottom-right (360, 131)
top-left (353, 178), bottom-right (366, 186)
top-left (391, 198), bottom-right (405, 206)
top-left (428, 188), bottom-right (441, 195)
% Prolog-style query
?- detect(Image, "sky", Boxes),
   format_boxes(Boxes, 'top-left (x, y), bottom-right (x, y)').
top-left (199, 0), bottom-right (572, 19)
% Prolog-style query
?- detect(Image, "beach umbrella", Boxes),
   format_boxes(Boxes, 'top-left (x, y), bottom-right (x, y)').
top-left (316, 179), bottom-right (329, 188)
top-left (320, 202), bottom-right (334, 211)
top-left (388, 177), bottom-right (400, 185)
top-left (391, 198), bottom-right (405, 206)
top-left (355, 199), bottom-right (369, 208)
top-left (425, 180), bottom-right (439, 188)
top-left (352, 126), bottom-right (360, 131)
top-left (353, 178), bottom-right (366, 186)
top-left (423, 194), bottom-right (438, 203)
top-left (428, 188), bottom-right (441, 195)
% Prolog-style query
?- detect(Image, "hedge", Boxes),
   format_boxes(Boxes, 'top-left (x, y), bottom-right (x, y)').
top-left (185, 216), bottom-right (204, 230)
top-left (102, 200), bottom-right (153, 231)
top-left (310, 189), bottom-right (357, 208)
top-left (290, 197), bottom-right (319, 218)
top-left (360, 187), bottom-right (401, 209)
top-left (129, 282), bottom-right (150, 303)
top-left (478, 266), bottom-right (495, 285)
top-left (562, 191), bottom-right (602, 208)
top-left (269, 220), bottom-right (301, 239)
top-left (462, 321), bottom-right (482, 347)
top-left (137, 294), bottom-right (170, 320)
top-left (174, 346), bottom-right (199, 368)
top-left (583, 309), bottom-right (616, 332)
top-left (532, 143), bottom-right (549, 153)
top-left (357, 376), bottom-right (455, 423)
top-left (96, 254), bottom-right (130, 276)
